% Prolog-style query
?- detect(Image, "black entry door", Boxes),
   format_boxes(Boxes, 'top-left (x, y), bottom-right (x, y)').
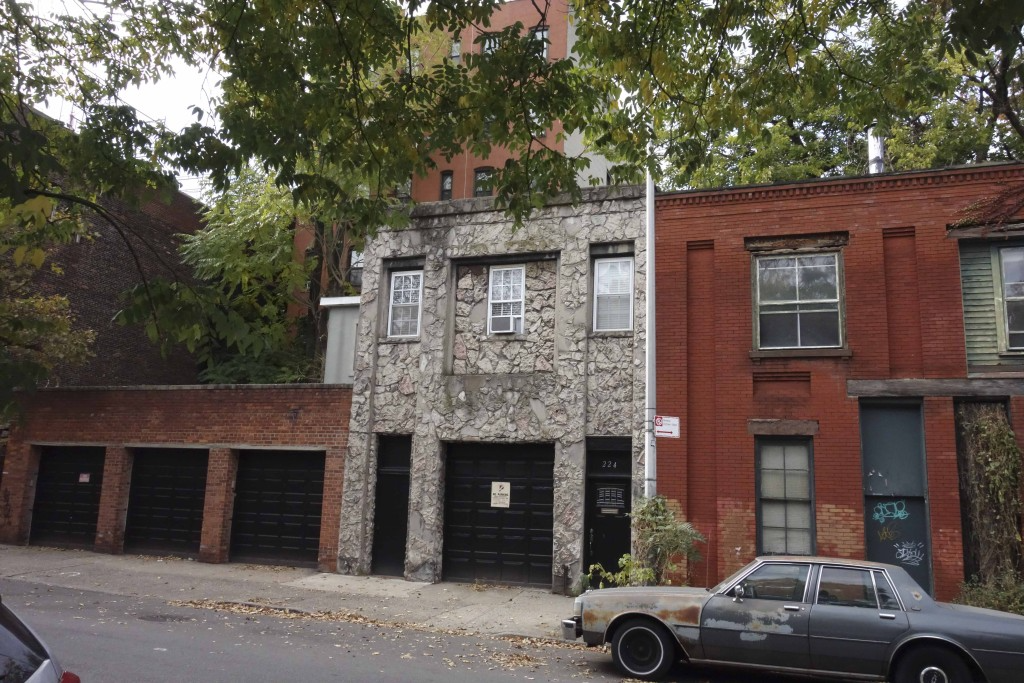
top-left (584, 439), bottom-right (632, 577)
top-left (30, 447), bottom-right (105, 547)
top-left (372, 435), bottom-right (411, 577)
top-left (125, 448), bottom-right (209, 555)
top-left (230, 450), bottom-right (325, 564)
top-left (443, 443), bottom-right (554, 587)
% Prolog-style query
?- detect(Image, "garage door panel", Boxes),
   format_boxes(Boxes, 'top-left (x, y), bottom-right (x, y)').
top-left (125, 448), bottom-right (208, 554)
top-left (230, 450), bottom-right (325, 564)
top-left (443, 443), bottom-right (554, 587)
top-left (30, 447), bottom-right (105, 547)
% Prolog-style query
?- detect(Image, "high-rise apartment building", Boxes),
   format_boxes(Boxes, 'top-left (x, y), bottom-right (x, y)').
top-left (409, 0), bottom-right (611, 203)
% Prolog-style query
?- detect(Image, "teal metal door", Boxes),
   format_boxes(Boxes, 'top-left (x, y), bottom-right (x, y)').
top-left (860, 402), bottom-right (932, 592)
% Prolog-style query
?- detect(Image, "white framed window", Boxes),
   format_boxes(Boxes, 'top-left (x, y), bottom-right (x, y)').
top-left (387, 270), bottom-right (423, 338)
top-left (594, 257), bottom-right (633, 331)
top-left (530, 25), bottom-right (549, 59)
top-left (488, 266), bottom-right (524, 334)
top-left (482, 33), bottom-right (500, 54)
top-left (449, 40), bottom-right (461, 62)
top-left (757, 439), bottom-right (814, 555)
top-left (999, 247), bottom-right (1024, 349)
top-left (756, 252), bottom-right (841, 349)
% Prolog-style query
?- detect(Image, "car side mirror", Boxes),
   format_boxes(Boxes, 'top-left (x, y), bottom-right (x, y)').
top-left (732, 584), bottom-right (745, 602)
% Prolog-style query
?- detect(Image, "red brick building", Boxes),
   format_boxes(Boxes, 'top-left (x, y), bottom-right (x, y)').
top-left (0, 385), bottom-right (350, 571)
top-left (409, 0), bottom-right (611, 203)
top-left (654, 164), bottom-right (1024, 599)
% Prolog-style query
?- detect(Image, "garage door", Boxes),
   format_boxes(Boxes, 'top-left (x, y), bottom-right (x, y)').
top-left (443, 443), bottom-right (554, 587)
top-left (124, 448), bottom-right (209, 555)
top-left (30, 447), bottom-right (105, 547)
top-left (230, 450), bottom-right (325, 564)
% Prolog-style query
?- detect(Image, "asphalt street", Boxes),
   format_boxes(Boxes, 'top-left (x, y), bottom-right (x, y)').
top-left (1, 576), bottom-right (812, 683)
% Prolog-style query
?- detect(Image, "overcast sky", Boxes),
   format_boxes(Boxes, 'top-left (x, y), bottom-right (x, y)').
top-left (35, 0), bottom-right (220, 198)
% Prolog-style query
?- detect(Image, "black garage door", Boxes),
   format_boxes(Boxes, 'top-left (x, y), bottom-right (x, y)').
top-left (230, 450), bottom-right (325, 564)
top-left (30, 447), bottom-right (105, 547)
top-left (443, 443), bottom-right (554, 587)
top-left (125, 448), bottom-right (209, 555)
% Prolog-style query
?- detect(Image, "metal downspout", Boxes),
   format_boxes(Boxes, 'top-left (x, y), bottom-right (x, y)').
top-left (644, 165), bottom-right (657, 499)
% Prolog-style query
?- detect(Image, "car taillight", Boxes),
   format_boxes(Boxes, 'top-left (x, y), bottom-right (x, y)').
top-left (59, 672), bottom-right (81, 683)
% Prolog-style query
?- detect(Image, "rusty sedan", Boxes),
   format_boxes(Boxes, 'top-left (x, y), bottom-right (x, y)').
top-left (562, 556), bottom-right (1024, 682)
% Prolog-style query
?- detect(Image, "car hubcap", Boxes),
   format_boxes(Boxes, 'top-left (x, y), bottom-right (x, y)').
top-left (624, 630), bottom-right (660, 672)
top-left (920, 666), bottom-right (948, 683)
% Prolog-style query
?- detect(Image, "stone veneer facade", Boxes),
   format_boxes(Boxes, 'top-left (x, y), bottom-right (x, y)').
top-left (338, 186), bottom-right (646, 588)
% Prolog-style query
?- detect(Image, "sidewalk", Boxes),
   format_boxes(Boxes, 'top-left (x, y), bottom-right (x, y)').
top-left (0, 544), bottom-right (574, 639)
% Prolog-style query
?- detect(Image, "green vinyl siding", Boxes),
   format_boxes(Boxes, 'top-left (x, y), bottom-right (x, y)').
top-left (959, 241), bottom-right (1024, 371)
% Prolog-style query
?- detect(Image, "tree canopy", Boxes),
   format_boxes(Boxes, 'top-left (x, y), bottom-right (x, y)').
top-left (2, 0), bottom-right (1023, 397)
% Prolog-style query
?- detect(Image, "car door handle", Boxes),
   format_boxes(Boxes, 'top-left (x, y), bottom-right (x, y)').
top-left (879, 613), bottom-right (897, 620)
top-left (783, 605), bottom-right (802, 611)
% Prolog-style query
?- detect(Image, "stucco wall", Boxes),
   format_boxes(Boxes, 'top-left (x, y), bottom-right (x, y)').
top-left (339, 186), bottom-right (646, 587)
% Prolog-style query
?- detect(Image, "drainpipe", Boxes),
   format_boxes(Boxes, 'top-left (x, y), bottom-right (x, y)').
top-left (644, 161), bottom-right (657, 499)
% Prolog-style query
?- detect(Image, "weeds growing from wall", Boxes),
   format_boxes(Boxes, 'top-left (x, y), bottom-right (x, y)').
top-left (955, 402), bottom-right (1024, 613)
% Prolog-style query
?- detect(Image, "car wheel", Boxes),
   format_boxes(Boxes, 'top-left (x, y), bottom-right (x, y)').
top-left (893, 645), bottom-right (973, 683)
top-left (610, 618), bottom-right (676, 681)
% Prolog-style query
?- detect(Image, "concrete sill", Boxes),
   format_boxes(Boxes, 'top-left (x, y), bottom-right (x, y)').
top-left (750, 348), bottom-right (852, 360)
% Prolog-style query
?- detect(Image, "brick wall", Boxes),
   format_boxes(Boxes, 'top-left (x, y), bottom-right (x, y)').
top-left (0, 385), bottom-right (351, 571)
top-left (32, 190), bottom-right (203, 386)
top-left (655, 164), bottom-right (1024, 599)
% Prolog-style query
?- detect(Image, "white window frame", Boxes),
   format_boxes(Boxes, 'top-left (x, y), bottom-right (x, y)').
top-left (488, 265), bottom-right (524, 334)
top-left (755, 252), bottom-right (842, 349)
top-left (999, 246), bottom-right (1024, 351)
top-left (387, 270), bottom-right (423, 338)
top-left (482, 33), bottom-right (500, 54)
top-left (593, 257), bottom-right (634, 332)
top-left (449, 40), bottom-right (461, 62)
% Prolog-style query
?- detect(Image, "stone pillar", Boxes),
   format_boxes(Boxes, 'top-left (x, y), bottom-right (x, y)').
top-left (0, 441), bottom-right (41, 545)
top-left (199, 448), bottom-right (237, 563)
top-left (405, 432), bottom-right (443, 582)
top-left (95, 445), bottom-right (132, 553)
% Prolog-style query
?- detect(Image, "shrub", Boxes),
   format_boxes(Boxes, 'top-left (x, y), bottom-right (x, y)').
top-left (955, 568), bottom-right (1024, 616)
top-left (587, 495), bottom-right (704, 587)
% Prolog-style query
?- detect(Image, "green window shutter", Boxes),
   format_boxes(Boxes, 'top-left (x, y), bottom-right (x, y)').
top-left (959, 242), bottom-right (1000, 367)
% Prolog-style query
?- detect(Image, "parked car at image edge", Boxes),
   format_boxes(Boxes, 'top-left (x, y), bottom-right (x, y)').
top-left (563, 556), bottom-right (1024, 682)
top-left (1, 597), bottom-right (80, 683)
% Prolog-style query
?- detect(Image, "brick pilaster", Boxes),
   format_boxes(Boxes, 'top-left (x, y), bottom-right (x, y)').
top-left (200, 448), bottom-right (237, 563)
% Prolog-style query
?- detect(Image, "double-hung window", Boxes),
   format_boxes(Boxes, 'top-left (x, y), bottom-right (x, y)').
top-left (488, 266), bottom-right (524, 334)
top-left (756, 253), bottom-right (841, 349)
top-left (757, 439), bottom-right (814, 555)
top-left (999, 247), bottom-right (1024, 349)
top-left (474, 167), bottom-right (493, 197)
top-left (348, 249), bottom-right (364, 289)
top-left (387, 270), bottom-right (423, 338)
top-left (530, 25), bottom-right (549, 59)
top-left (594, 257), bottom-right (633, 331)
top-left (482, 33), bottom-right (500, 54)
top-left (440, 170), bottom-right (453, 200)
